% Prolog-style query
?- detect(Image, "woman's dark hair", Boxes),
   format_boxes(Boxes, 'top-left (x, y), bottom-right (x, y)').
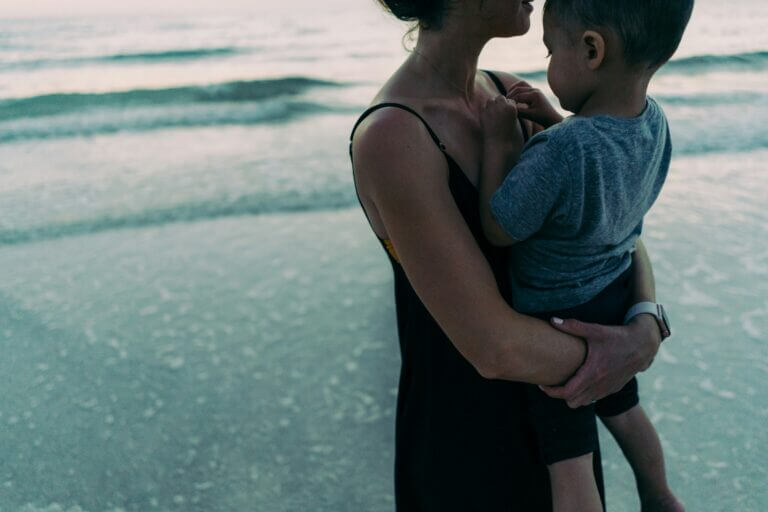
top-left (376, 0), bottom-right (451, 29)
top-left (545, 0), bottom-right (695, 69)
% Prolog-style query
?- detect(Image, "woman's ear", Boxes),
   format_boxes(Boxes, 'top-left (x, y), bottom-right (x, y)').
top-left (582, 30), bottom-right (606, 70)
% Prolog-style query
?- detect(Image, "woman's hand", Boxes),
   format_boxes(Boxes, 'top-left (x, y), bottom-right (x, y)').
top-left (507, 82), bottom-right (563, 129)
top-left (539, 315), bottom-right (661, 408)
top-left (480, 95), bottom-right (525, 169)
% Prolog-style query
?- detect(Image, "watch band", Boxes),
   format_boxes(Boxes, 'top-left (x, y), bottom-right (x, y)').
top-left (624, 302), bottom-right (671, 340)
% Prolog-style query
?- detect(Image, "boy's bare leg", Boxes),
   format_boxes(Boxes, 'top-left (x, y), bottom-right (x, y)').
top-left (601, 405), bottom-right (685, 512)
top-left (548, 453), bottom-right (603, 512)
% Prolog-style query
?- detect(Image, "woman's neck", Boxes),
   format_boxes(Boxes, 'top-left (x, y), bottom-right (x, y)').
top-left (411, 27), bottom-right (489, 105)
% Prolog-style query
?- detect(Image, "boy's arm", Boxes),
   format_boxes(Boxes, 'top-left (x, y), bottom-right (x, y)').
top-left (626, 237), bottom-right (663, 367)
top-left (478, 96), bottom-right (525, 247)
top-left (630, 238), bottom-right (656, 302)
top-left (479, 142), bottom-right (522, 247)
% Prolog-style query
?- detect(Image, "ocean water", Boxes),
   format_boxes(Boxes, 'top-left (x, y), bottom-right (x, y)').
top-left (0, 1), bottom-right (766, 510)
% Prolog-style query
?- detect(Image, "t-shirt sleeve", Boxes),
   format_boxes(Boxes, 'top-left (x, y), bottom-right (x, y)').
top-left (489, 133), bottom-right (570, 242)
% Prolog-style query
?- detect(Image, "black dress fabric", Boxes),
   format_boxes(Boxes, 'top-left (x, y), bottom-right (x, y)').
top-left (349, 71), bottom-right (606, 511)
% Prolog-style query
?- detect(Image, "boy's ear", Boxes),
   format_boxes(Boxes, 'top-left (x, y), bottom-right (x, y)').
top-left (582, 30), bottom-right (606, 70)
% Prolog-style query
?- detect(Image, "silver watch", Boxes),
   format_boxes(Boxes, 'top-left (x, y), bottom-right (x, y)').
top-left (623, 302), bottom-right (671, 341)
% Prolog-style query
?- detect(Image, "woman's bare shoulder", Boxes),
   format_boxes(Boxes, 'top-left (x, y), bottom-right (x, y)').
top-left (352, 103), bottom-right (422, 148)
top-left (351, 103), bottom-right (446, 188)
top-left (485, 70), bottom-right (531, 91)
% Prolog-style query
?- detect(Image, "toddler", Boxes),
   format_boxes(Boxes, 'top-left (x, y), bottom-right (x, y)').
top-left (478, 1), bottom-right (694, 511)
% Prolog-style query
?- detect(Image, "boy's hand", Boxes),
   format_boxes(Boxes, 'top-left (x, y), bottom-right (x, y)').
top-left (480, 95), bottom-right (525, 167)
top-left (507, 82), bottom-right (563, 129)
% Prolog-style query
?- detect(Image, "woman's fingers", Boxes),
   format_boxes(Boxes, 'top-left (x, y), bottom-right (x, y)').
top-left (542, 381), bottom-right (595, 408)
top-left (542, 320), bottom-right (613, 405)
top-left (567, 389), bottom-right (597, 409)
top-left (541, 363), bottom-right (597, 408)
top-left (543, 321), bottom-right (648, 409)
top-left (539, 348), bottom-right (591, 402)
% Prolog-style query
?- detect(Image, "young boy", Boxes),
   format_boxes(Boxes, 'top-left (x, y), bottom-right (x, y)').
top-left (478, 1), bottom-right (694, 511)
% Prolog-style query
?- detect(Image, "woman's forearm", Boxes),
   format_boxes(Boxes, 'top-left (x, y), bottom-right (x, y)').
top-left (479, 305), bottom-right (587, 386)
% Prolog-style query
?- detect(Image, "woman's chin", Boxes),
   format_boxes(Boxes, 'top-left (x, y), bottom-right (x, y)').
top-left (497, 19), bottom-right (531, 38)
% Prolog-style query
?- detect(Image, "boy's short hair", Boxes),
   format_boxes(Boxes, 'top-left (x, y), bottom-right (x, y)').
top-left (544, 0), bottom-right (694, 69)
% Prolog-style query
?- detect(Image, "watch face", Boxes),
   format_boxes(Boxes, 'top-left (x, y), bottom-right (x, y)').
top-left (658, 304), bottom-right (671, 337)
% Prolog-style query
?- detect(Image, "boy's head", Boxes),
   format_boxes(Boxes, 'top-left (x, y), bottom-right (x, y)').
top-left (542, 0), bottom-right (694, 112)
top-left (544, 0), bottom-right (694, 69)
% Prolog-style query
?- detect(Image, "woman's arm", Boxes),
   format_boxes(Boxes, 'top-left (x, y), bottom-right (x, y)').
top-left (352, 108), bottom-right (585, 385)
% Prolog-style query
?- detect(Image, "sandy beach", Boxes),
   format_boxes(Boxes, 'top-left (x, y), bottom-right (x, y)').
top-left (1, 150), bottom-right (766, 510)
top-left (1, 0), bottom-right (767, 509)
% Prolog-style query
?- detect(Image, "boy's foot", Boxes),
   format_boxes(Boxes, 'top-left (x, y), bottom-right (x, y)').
top-left (640, 492), bottom-right (685, 512)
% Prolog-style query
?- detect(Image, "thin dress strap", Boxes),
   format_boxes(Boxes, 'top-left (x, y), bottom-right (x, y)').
top-left (350, 71), bottom-right (524, 151)
top-left (484, 69), bottom-right (508, 95)
top-left (349, 102), bottom-right (446, 153)
top-left (348, 102), bottom-right (451, 264)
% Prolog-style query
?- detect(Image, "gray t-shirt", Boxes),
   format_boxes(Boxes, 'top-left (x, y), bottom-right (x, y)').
top-left (490, 97), bottom-right (671, 313)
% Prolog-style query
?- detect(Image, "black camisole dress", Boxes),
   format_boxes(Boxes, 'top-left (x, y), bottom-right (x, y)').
top-left (349, 71), bottom-right (605, 511)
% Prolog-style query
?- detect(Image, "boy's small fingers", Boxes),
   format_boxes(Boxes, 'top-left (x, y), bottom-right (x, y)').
top-left (507, 86), bottom-right (533, 97)
top-left (511, 91), bottom-right (539, 103)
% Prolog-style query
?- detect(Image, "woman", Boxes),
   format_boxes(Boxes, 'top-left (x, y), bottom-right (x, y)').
top-left (349, 0), bottom-right (664, 509)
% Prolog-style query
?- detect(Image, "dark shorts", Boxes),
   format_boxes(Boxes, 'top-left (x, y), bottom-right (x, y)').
top-left (526, 262), bottom-right (640, 465)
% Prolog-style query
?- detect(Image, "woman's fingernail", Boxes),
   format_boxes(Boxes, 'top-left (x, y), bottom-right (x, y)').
top-left (552, 317), bottom-right (564, 325)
